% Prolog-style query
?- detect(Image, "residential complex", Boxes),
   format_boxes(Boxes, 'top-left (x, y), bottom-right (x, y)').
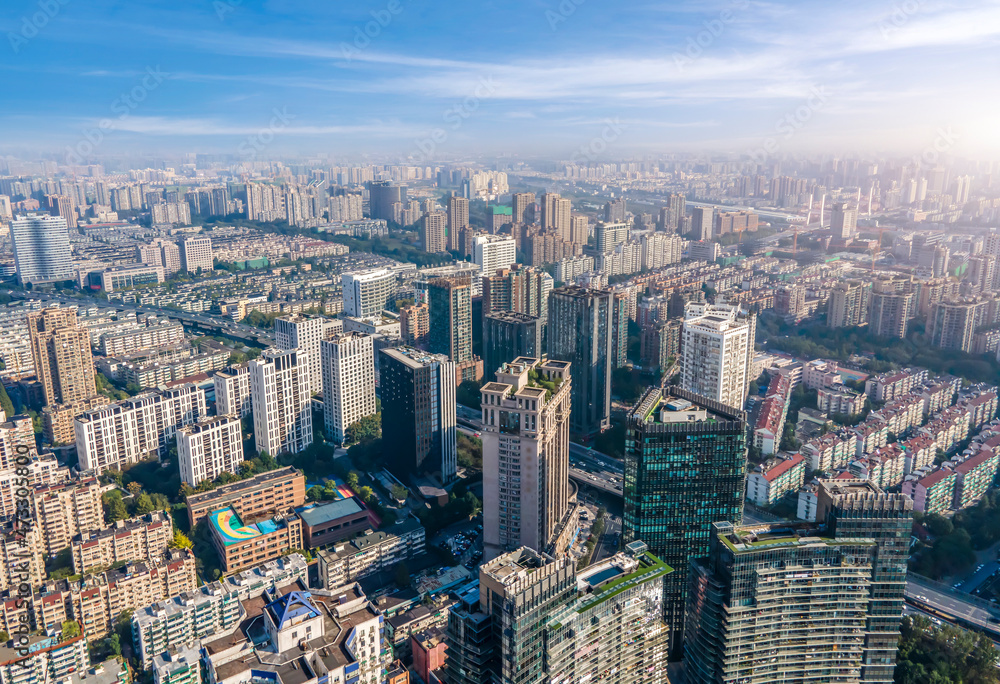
top-left (680, 301), bottom-right (755, 409)
top-left (176, 414), bottom-right (244, 487)
top-left (249, 348), bottom-right (313, 456)
top-left (10, 214), bottom-right (73, 284)
top-left (320, 332), bottom-right (376, 444)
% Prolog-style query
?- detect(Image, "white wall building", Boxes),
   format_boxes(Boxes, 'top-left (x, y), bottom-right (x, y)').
top-left (321, 332), bottom-right (376, 444)
top-left (274, 314), bottom-right (330, 395)
top-left (177, 414), bottom-right (244, 487)
top-left (473, 234), bottom-right (517, 278)
top-left (342, 268), bottom-right (396, 318)
top-left (213, 363), bottom-right (252, 418)
top-left (249, 349), bottom-right (313, 456)
top-left (11, 214), bottom-right (73, 285)
top-left (180, 236), bottom-right (212, 273)
top-left (680, 302), bottom-right (755, 409)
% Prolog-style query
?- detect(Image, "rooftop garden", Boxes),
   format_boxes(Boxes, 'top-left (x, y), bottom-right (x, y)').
top-left (527, 368), bottom-right (563, 401)
top-left (578, 553), bottom-right (672, 612)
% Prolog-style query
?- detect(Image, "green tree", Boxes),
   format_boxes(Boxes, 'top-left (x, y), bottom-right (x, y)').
top-left (103, 492), bottom-right (128, 524)
top-left (0, 631), bottom-right (8, 643)
top-left (394, 561), bottom-right (412, 589)
top-left (61, 620), bottom-right (80, 639)
top-left (170, 529), bottom-right (193, 550)
top-left (358, 486), bottom-right (374, 503)
top-left (134, 492), bottom-right (156, 515)
top-left (344, 413), bottom-right (381, 445)
top-left (390, 484), bottom-right (408, 502)
top-left (346, 472), bottom-right (360, 492)
top-left (0, 383), bottom-right (14, 418)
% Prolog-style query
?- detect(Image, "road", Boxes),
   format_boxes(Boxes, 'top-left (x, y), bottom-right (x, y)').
top-left (906, 575), bottom-right (1000, 638)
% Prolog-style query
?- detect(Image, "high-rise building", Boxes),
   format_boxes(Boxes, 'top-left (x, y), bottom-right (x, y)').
top-left (28, 308), bottom-right (97, 407)
top-left (603, 198), bottom-right (627, 222)
top-left (641, 232), bottom-right (683, 270)
top-left (447, 195), bottom-right (469, 251)
top-left (179, 236), bottom-right (212, 273)
top-left (213, 363), bottom-right (252, 418)
top-left (541, 192), bottom-right (572, 239)
top-left (321, 332), bottom-right (376, 444)
top-left (11, 214), bottom-right (73, 285)
top-left (623, 386), bottom-right (747, 653)
top-left (832, 202), bottom-right (858, 239)
top-left (274, 314), bottom-right (339, 395)
top-left (482, 265), bottom-right (553, 322)
top-left (660, 193), bottom-right (686, 233)
top-left (472, 234), bottom-right (516, 279)
top-left (927, 296), bottom-right (990, 352)
top-left (420, 211), bottom-right (448, 253)
top-left (569, 214), bottom-right (589, 245)
top-left (177, 415), bottom-right (244, 487)
top-left (547, 286), bottom-right (613, 436)
top-left (76, 384), bottom-right (206, 473)
top-left (680, 302), bottom-right (755, 409)
top-left (249, 349), bottom-right (313, 456)
top-left (380, 346), bottom-right (457, 483)
top-left (399, 301), bottom-right (430, 347)
top-left (368, 180), bottom-right (407, 221)
top-left (33, 475), bottom-right (111, 557)
top-left (690, 206), bottom-right (713, 241)
top-left (427, 277), bottom-right (472, 364)
top-left (136, 238), bottom-right (182, 276)
top-left (595, 221), bottom-right (630, 253)
top-left (342, 268), bottom-right (396, 318)
top-left (47, 194), bottom-right (77, 229)
top-left (444, 544), bottom-right (670, 684)
top-left (483, 313), bottom-right (543, 380)
top-left (686, 480), bottom-right (912, 683)
top-left (611, 290), bottom-right (630, 369)
top-left (869, 289), bottom-right (914, 339)
top-left (481, 358), bottom-right (572, 560)
top-left (827, 279), bottom-right (873, 328)
top-left (512, 192), bottom-right (535, 225)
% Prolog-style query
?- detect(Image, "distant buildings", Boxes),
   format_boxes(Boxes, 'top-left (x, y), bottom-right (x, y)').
top-left (547, 286), bottom-right (613, 436)
top-left (249, 349), bottom-right (313, 457)
top-left (482, 312), bottom-right (543, 380)
top-left (831, 202), bottom-right (858, 239)
top-left (827, 279), bottom-right (872, 328)
top-left (481, 357), bottom-right (573, 560)
top-left (420, 211), bottom-right (448, 253)
top-left (11, 214), bottom-right (73, 285)
top-left (472, 234), bottom-right (516, 279)
top-left (179, 236), bottom-right (212, 273)
top-left (623, 387), bottom-right (747, 654)
top-left (380, 346), bottom-right (457, 483)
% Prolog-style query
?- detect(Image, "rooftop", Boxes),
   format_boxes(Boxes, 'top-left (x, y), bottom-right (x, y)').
top-left (210, 507), bottom-right (286, 547)
top-left (296, 497), bottom-right (364, 527)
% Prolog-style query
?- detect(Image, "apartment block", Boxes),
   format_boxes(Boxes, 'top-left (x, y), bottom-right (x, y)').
top-left (903, 468), bottom-right (957, 514)
top-left (177, 414), bottom-right (244, 488)
top-left (99, 322), bottom-right (184, 356)
top-left (249, 349), bottom-right (313, 457)
top-left (208, 507), bottom-right (303, 574)
top-left (213, 363), bottom-right (252, 418)
top-left (0, 515), bottom-right (45, 593)
top-left (179, 236), bottom-right (212, 273)
top-left (28, 307), bottom-right (97, 406)
top-left (72, 511), bottom-right (173, 575)
top-left (746, 453), bottom-right (806, 507)
top-left (33, 475), bottom-right (113, 556)
top-left (953, 450), bottom-right (999, 509)
top-left (75, 384), bottom-right (206, 473)
top-left (681, 302), bottom-right (755, 409)
top-left (321, 332), bottom-right (376, 444)
top-left (317, 518), bottom-right (426, 590)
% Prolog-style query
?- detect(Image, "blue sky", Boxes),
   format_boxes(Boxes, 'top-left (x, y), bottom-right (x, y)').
top-left (2, 0), bottom-right (998, 162)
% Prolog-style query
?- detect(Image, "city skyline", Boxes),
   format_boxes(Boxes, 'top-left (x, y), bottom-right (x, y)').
top-left (1, 0), bottom-right (998, 159)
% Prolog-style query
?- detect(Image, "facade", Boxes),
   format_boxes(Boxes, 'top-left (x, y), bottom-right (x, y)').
top-left (746, 453), bottom-right (806, 506)
top-left (11, 214), bottom-right (73, 284)
top-left (399, 302), bottom-right (430, 347)
top-left (185, 466), bottom-right (306, 527)
top-left (481, 358), bottom-right (573, 560)
top-left (680, 302), bottom-right (755, 409)
top-left (902, 469), bottom-right (956, 514)
top-left (100, 264), bottom-right (164, 292)
top-left (0, 635), bottom-right (91, 684)
top-left (33, 475), bottom-right (112, 556)
top-left (295, 497), bottom-right (370, 548)
top-left (321, 332), bottom-right (376, 444)
top-left (100, 321), bottom-right (184, 356)
top-left (686, 483), bottom-right (913, 684)
top-left (249, 349), bottom-right (313, 456)
top-left (274, 314), bottom-right (329, 394)
top-left (954, 449), bottom-right (1000, 509)
top-left (317, 518), bottom-right (426, 590)
top-left (179, 236), bottom-right (212, 273)
top-left (380, 347), bottom-right (457, 483)
top-left (444, 545), bottom-right (670, 684)
top-left (482, 265), bottom-right (553, 324)
top-left (546, 286), bottom-right (613, 436)
top-left (76, 384), bottom-right (206, 473)
top-left (482, 312), bottom-right (543, 381)
top-left (342, 268), bottom-right (396, 318)
top-left (131, 554), bottom-right (308, 668)
top-left (869, 289), bottom-right (914, 339)
top-left (447, 195), bottom-right (470, 251)
top-left (213, 363), bottom-right (252, 418)
top-left (427, 276), bottom-right (473, 366)
top-left (831, 202), bottom-right (858, 238)
top-left (177, 414), bottom-right (244, 487)
top-left (473, 234), bottom-right (516, 279)
top-left (420, 211), bottom-right (448, 253)
top-left (28, 308), bottom-right (97, 406)
top-left (208, 506), bottom-right (303, 573)
top-left (827, 279), bottom-right (872, 328)
top-left (71, 511), bottom-right (173, 575)
top-left (152, 643), bottom-right (201, 684)
top-left (623, 386), bottom-right (747, 654)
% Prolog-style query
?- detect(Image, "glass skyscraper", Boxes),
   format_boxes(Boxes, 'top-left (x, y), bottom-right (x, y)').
top-left (622, 386), bottom-right (747, 656)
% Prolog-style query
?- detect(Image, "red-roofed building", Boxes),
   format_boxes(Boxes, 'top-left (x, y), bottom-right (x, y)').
top-left (903, 468), bottom-right (957, 514)
top-left (746, 454), bottom-right (806, 506)
top-left (953, 450), bottom-right (1000, 510)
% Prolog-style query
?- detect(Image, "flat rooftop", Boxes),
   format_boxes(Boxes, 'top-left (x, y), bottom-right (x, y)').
top-left (210, 507), bottom-right (285, 547)
top-left (296, 497), bottom-right (364, 527)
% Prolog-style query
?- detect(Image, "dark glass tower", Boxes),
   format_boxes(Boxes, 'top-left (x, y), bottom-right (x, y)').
top-left (622, 386), bottom-right (747, 655)
top-left (482, 312), bottom-right (543, 380)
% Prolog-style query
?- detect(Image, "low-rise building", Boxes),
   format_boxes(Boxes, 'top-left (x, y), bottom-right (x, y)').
top-left (295, 498), bottom-right (370, 549)
top-left (746, 454), bottom-right (806, 507)
top-left (185, 467), bottom-right (306, 527)
top-left (208, 507), bottom-right (303, 574)
top-left (903, 469), bottom-right (957, 515)
top-left (152, 643), bottom-right (202, 684)
top-left (72, 510), bottom-right (173, 575)
top-left (317, 518), bottom-right (426, 590)
top-left (817, 387), bottom-right (866, 416)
